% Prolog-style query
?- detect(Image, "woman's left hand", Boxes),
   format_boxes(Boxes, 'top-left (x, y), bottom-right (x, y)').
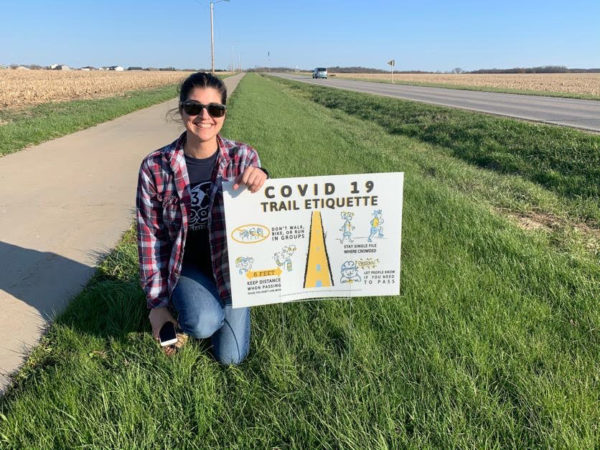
top-left (233, 166), bottom-right (267, 193)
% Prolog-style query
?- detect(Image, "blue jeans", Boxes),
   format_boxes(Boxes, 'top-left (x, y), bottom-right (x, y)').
top-left (171, 263), bottom-right (250, 365)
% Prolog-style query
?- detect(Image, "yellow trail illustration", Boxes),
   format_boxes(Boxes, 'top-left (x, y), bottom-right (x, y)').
top-left (303, 211), bottom-right (333, 288)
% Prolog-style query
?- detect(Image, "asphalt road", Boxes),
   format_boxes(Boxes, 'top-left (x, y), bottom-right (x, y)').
top-left (271, 73), bottom-right (600, 132)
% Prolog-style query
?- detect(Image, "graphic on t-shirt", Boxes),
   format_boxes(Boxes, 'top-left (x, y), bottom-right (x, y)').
top-left (189, 181), bottom-right (212, 231)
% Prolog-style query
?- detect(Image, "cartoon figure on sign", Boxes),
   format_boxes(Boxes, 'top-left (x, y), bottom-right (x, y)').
top-left (274, 245), bottom-right (296, 272)
top-left (339, 211), bottom-right (355, 243)
top-left (235, 256), bottom-right (254, 275)
top-left (235, 224), bottom-right (269, 243)
top-left (368, 209), bottom-right (384, 242)
top-left (340, 260), bottom-right (361, 284)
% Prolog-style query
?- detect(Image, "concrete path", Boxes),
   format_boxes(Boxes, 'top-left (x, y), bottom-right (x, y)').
top-left (272, 73), bottom-right (600, 132)
top-left (0, 73), bottom-right (245, 393)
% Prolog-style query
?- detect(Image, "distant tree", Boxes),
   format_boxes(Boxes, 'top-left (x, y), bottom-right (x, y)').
top-left (469, 65), bottom-right (579, 74)
top-left (451, 67), bottom-right (464, 74)
top-left (328, 66), bottom-right (388, 74)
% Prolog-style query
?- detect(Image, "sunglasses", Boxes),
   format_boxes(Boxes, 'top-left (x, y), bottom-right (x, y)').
top-left (180, 100), bottom-right (227, 118)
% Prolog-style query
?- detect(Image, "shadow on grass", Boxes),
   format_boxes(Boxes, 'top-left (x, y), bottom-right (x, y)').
top-left (56, 245), bottom-right (148, 340)
top-left (0, 240), bottom-right (148, 397)
top-left (56, 276), bottom-right (148, 340)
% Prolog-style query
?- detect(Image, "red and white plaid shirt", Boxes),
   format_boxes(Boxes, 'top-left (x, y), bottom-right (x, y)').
top-left (136, 132), bottom-right (261, 309)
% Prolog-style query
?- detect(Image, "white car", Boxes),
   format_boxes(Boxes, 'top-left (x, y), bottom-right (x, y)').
top-left (312, 67), bottom-right (327, 79)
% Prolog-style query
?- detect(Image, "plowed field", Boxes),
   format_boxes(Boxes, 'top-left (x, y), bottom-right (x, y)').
top-left (333, 73), bottom-right (600, 96)
top-left (0, 70), bottom-right (194, 108)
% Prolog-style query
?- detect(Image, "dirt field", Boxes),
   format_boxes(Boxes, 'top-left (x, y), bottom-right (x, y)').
top-left (332, 73), bottom-right (600, 97)
top-left (0, 69), bottom-right (196, 108)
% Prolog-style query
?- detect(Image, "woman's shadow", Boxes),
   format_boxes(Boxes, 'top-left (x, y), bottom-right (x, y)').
top-left (0, 240), bottom-right (146, 340)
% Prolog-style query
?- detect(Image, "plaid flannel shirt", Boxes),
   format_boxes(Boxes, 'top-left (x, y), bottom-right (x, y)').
top-left (136, 132), bottom-right (261, 309)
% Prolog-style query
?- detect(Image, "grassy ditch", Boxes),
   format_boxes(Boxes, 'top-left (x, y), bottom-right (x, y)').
top-left (0, 84), bottom-right (180, 157)
top-left (285, 79), bottom-right (600, 201)
top-left (1, 73), bottom-right (599, 447)
top-left (270, 75), bottom-right (600, 259)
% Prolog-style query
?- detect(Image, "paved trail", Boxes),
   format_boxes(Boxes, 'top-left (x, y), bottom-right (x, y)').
top-left (0, 73), bottom-right (245, 393)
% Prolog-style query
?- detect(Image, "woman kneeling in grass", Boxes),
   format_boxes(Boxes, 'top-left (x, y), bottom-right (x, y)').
top-left (136, 72), bottom-right (267, 363)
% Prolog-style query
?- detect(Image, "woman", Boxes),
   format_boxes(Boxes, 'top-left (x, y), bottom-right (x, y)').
top-left (136, 72), bottom-right (267, 364)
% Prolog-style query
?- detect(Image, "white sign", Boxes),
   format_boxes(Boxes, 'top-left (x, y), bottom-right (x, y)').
top-left (223, 173), bottom-right (404, 308)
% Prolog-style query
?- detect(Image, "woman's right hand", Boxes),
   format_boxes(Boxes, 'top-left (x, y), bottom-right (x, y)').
top-left (148, 306), bottom-right (177, 341)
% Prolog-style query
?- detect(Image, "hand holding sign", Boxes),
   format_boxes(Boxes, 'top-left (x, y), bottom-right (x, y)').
top-left (233, 166), bottom-right (267, 192)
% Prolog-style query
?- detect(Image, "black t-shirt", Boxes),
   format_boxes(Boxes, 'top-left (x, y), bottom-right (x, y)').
top-left (183, 150), bottom-right (219, 276)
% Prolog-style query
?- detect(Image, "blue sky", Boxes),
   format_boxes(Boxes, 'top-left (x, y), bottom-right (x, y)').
top-left (1, 0), bottom-right (599, 71)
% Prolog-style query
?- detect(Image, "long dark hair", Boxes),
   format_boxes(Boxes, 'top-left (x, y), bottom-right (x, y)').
top-left (179, 72), bottom-right (227, 107)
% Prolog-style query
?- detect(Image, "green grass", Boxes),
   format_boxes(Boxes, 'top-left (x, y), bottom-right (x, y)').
top-left (1, 73), bottom-right (599, 447)
top-left (0, 84), bottom-right (180, 156)
top-left (269, 76), bottom-right (600, 255)
top-left (280, 78), bottom-right (600, 201)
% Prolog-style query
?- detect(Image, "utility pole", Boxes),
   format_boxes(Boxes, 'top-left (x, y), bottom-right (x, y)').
top-left (210, 2), bottom-right (215, 73)
top-left (210, 0), bottom-right (229, 74)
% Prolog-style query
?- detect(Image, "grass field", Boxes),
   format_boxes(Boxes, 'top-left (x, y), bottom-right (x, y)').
top-left (0, 71), bottom-right (232, 157)
top-left (331, 72), bottom-right (600, 100)
top-left (0, 84), bottom-right (181, 157)
top-left (1, 73), bottom-right (599, 447)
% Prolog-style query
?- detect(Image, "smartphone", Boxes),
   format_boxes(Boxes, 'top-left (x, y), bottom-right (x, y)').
top-left (159, 322), bottom-right (178, 347)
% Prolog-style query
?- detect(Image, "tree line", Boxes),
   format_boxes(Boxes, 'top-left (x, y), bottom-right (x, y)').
top-left (470, 66), bottom-right (600, 74)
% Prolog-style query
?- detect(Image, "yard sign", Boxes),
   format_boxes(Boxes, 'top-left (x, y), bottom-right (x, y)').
top-left (223, 173), bottom-right (403, 308)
